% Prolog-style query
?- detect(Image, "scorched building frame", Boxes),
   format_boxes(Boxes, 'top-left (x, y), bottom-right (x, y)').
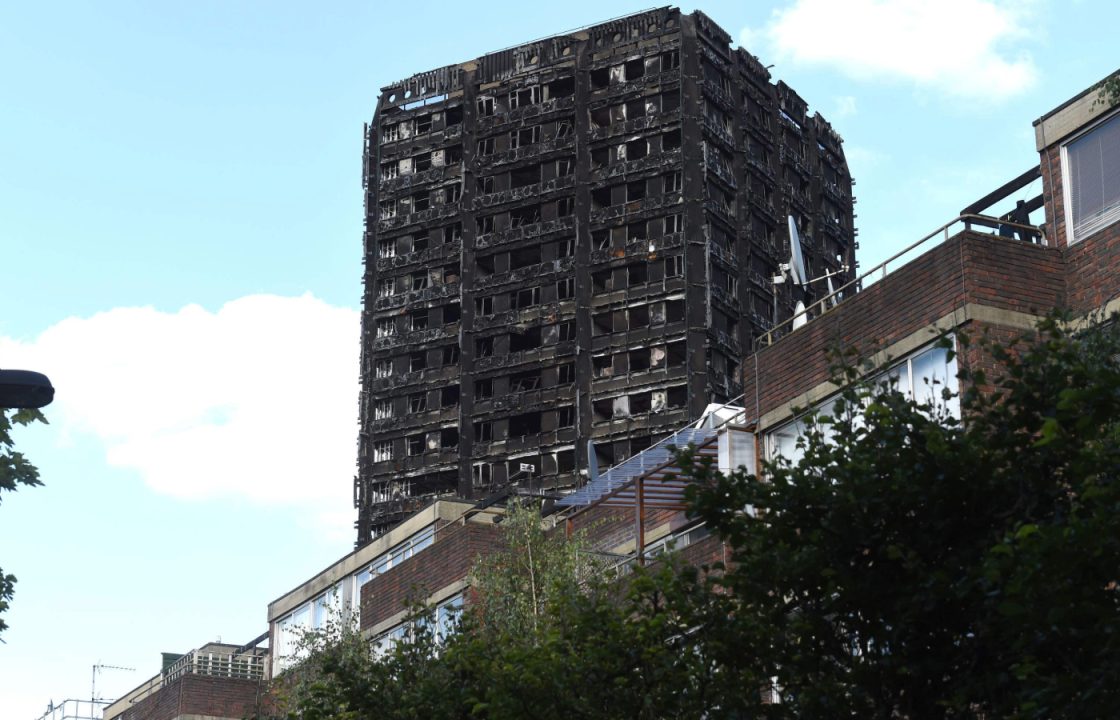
top-left (356, 6), bottom-right (856, 543)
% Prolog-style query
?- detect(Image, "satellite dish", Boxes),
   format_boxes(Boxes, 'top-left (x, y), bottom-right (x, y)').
top-left (791, 300), bottom-right (808, 330)
top-left (787, 215), bottom-right (807, 288)
top-left (826, 275), bottom-right (839, 307)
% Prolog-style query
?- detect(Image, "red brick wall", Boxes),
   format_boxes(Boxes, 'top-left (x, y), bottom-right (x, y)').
top-left (568, 502), bottom-right (687, 556)
top-left (676, 534), bottom-right (725, 569)
top-left (116, 675), bottom-right (268, 720)
top-left (743, 232), bottom-right (1064, 422)
top-left (1040, 144), bottom-right (1067, 248)
top-left (360, 521), bottom-right (502, 632)
top-left (1062, 221), bottom-right (1120, 313)
top-left (1039, 141), bottom-right (1120, 312)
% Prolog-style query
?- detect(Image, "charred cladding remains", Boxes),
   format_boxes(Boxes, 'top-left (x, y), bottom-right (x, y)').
top-left (356, 7), bottom-right (857, 543)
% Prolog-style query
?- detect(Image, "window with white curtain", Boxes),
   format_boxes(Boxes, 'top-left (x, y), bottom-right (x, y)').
top-left (766, 343), bottom-right (959, 463)
top-left (1064, 110), bottom-right (1120, 244)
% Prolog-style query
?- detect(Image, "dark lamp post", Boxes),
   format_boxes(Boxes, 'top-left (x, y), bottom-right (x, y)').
top-left (0, 369), bottom-right (55, 409)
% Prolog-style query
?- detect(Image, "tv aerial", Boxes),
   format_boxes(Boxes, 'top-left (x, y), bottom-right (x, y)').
top-left (772, 215), bottom-right (850, 329)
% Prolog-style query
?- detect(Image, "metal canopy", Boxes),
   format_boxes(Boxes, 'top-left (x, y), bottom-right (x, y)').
top-left (557, 427), bottom-right (718, 508)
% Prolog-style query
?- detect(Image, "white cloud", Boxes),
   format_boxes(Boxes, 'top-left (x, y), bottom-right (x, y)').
top-left (738, 25), bottom-right (760, 53)
top-left (763, 0), bottom-right (1036, 101)
top-left (0, 295), bottom-right (359, 518)
top-left (835, 95), bottom-right (858, 118)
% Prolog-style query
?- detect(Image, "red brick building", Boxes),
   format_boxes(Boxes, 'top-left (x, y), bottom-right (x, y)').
top-left (103, 71), bottom-right (1118, 720)
top-left (743, 74), bottom-right (1120, 455)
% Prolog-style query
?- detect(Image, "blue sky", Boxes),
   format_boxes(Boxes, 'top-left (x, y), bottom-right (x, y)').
top-left (1, 1), bottom-right (1116, 717)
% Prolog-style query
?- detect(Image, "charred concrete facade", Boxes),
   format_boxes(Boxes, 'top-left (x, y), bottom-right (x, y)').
top-left (356, 7), bottom-right (856, 543)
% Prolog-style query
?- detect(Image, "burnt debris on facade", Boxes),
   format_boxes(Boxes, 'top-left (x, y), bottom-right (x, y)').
top-left (356, 7), bottom-right (857, 543)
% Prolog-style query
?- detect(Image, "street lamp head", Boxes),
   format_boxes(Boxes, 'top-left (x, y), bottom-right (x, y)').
top-left (0, 369), bottom-right (55, 409)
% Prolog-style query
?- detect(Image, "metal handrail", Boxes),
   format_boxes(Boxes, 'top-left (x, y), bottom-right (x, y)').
top-left (757, 213), bottom-right (1044, 348)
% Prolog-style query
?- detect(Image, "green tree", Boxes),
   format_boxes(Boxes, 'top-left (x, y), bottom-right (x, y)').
top-left (682, 315), bottom-right (1120, 719)
top-left (279, 502), bottom-right (731, 719)
top-left (0, 407), bottom-right (46, 636)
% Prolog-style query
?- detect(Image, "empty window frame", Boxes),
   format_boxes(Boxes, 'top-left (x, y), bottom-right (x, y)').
top-left (472, 462), bottom-right (492, 487)
top-left (376, 318), bottom-right (396, 338)
top-left (510, 245), bottom-right (542, 269)
top-left (510, 286), bottom-right (541, 310)
top-left (407, 434), bottom-right (425, 456)
top-left (509, 326), bottom-right (542, 351)
top-left (664, 255), bottom-right (684, 277)
top-left (372, 440), bottom-right (393, 462)
top-left (509, 85), bottom-right (540, 109)
top-left (474, 420), bottom-right (493, 442)
top-left (556, 277), bottom-right (575, 300)
top-left (510, 370), bottom-right (541, 392)
top-left (510, 204), bottom-right (541, 227)
top-left (510, 126), bottom-right (541, 149)
top-left (442, 344), bottom-right (460, 365)
top-left (441, 386), bottom-right (459, 408)
top-left (509, 411), bottom-right (542, 437)
top-left (557, 362), bottom-right (575, 384)
top-left (558, 406), bottom-right (575, 428)
top-left (474, 378), bottom-right (494, 399)
top-left (409, 393), bottom-right (427, 412)
top-left (510, 164), bottom-right (540, 187)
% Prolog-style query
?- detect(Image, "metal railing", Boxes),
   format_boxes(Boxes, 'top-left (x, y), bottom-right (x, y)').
top-left (757, 213), bottom-right (1044, 348)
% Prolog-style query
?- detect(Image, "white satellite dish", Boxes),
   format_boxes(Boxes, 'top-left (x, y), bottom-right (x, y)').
top-left (792, 300), bottom-right (808, 330)
top-left (826, 275), bottom-right (839, 307)
top-left (787, 215), bottom-right (808, 288)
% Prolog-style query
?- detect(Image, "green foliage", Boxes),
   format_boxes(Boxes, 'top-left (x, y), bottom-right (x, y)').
top-left (683, 315), bottom-right (1120, 718)
top-left (279, 502), bottom-right (735, 719)
top-left (0, 407), bottom-right (47, 636)
top-left (1094, 71), bottom-right (1120, 107)
top-left (467, 500), bottom-right (601, 639)
top-left (279, 313), bottom-right (1120, 718)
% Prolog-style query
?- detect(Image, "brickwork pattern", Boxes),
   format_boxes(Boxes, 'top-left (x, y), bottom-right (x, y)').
top-left (360, 521), bottom-right (502, 632)
top-left (115, 675), bottom-right (268, 720)
top-left (743, 232), bottom-right (1064, 422)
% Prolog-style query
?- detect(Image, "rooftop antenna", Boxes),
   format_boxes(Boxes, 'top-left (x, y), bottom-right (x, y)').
top-left (92, 662), bottom-right (134, 707)
top-left (787, 215), bottom-right (808, 288)
top-left (772, 216), bottom-right (850, 328)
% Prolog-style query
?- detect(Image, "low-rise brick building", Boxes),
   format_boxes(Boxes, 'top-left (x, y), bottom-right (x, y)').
top-left (101, 67), bottom-right (1119, 720)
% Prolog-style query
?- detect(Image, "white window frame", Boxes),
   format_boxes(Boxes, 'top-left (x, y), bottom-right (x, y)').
top-left (1061, 108), bottom-right (1120, 245)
